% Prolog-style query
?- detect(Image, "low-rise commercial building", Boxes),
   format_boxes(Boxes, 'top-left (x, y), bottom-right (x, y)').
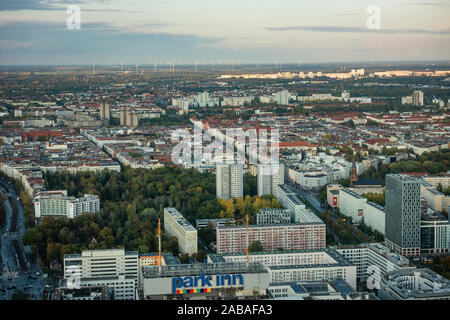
top-left (335, 243), bottom-right (415, 283)
top-left (339, 188), bottom-right (367, 223)
top-left (420, 211), bottom-right (450, 254)
top-left (378, 269), bottom-right (450, 300)
top-left (195, 218), bottom-right (236, 231)
top-left (338, 188), bottom-right (386, 235)
top-left (54, 286), bottom-right (110, 300)
top-left (63, 249), bottom-right (139, 300)
top-left (327, 184), bottom-right (342, 208)
top-left (267, 254), bottom-right (357, 290)
top-left (363, 202), bottom-right (386, 235)
top-left (268, 279), bottom-right (377, 300)
top-left (141, 262), bottom-right (269, 299)
top-left (209, 249), bottom-right (356, 290)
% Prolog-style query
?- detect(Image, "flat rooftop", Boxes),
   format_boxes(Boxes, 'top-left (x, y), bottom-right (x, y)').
top-left (217, 221), bottom-right (324, 229)
top-left (164, 207), bottom-right (196, 232)
top-left (341, 188), bottom-right (366, 199)
top-left (141, 262), bottom-right (267, 279)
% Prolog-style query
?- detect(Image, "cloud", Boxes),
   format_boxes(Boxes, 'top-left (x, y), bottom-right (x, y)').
top-left (0, 21), bottom-right (225, 64)
top-left (0, 0), bottom-right (56, 11)
top-left (0, 39), bottom-right (38, 49)
top-left (265, 25), bottom-right (450, 35)
top-left (0, 0), bottom-right (115, 11)
top-left (335, 12), bottom-right (360, 17)
top-left (394, 1), bottom-right (450, 6)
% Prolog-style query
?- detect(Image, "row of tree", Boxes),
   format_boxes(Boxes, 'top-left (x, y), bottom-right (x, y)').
top-left (23, 166), bottom-right (261, 266)
top-left (362, 191), bottom-right (385, 206)
top-left (23, 167), bottom-right (222, 265)
top-left (218, 195), bottom-right (282, 223)
top-left (362, 150), bottom-right (450, 181)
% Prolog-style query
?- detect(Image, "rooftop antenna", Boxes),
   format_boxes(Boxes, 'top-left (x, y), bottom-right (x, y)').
top-left (246, 215), bottom-right (249, 268)
top-left (158, 218), bottom-right (162, 274)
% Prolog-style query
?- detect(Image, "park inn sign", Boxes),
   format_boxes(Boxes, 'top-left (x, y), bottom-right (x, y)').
top-left (172, 272), bottom-right (244, 294)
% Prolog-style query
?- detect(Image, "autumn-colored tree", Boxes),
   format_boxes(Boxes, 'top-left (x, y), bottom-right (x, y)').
top-left (98, 227), bottom-right (114, 247)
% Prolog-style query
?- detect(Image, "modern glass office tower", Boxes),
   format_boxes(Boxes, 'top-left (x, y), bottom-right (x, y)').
top-left (385, 174), bottom-right (421, 256)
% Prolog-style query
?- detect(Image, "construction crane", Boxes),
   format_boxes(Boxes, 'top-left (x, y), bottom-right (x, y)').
top-left (246, 215), bottom-right (249, 267)
top-left (158, 218), bottom-right (162, 274)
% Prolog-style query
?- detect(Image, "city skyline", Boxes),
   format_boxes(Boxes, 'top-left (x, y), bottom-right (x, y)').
top-left (0, 0), bottom-right (449, 65)
top-left (0, 0), bottom-right (449, 304)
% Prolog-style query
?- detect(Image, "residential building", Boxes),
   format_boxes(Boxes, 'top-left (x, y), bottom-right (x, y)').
top-left (216, 163), bottom-right (243, 199)
top-left (420, 180), bottom-right (449, 213)
top-left (163, 207), bottom-right (198, 255)
top-left (34, 192), bottom-right (100, 219)
top-left (257, 163), bottom-right (285, 197)
top-left (216, 222), bottom-right (326, 254)
top-left (412, 90), bottom-right (424, 107)
top-left (99, 103), bottom-right (111, 122)
top-left (276, 184), bottom-right (306, 222)
top-left (256, 208), bottom-right (292, 225)
top-left (274, 90), bottom-right (290, 105)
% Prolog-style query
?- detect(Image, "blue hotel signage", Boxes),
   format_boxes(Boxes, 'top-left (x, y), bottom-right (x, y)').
top-left (172, 272), bottom-right (244, 294)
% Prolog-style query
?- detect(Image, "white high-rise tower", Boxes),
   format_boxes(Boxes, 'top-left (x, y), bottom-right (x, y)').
top-left (216, 163), bottom-right (243, 200)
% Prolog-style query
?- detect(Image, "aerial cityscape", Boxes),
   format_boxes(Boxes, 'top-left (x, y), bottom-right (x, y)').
top-left (0, 0), bottom-right (449, 309)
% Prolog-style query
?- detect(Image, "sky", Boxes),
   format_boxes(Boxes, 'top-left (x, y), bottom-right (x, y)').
top-left (0, 0), bottom-right (449, 65)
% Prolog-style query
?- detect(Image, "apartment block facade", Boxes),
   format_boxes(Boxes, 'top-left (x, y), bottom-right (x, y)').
top-left (216, 223), bottom-right (326, 254)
